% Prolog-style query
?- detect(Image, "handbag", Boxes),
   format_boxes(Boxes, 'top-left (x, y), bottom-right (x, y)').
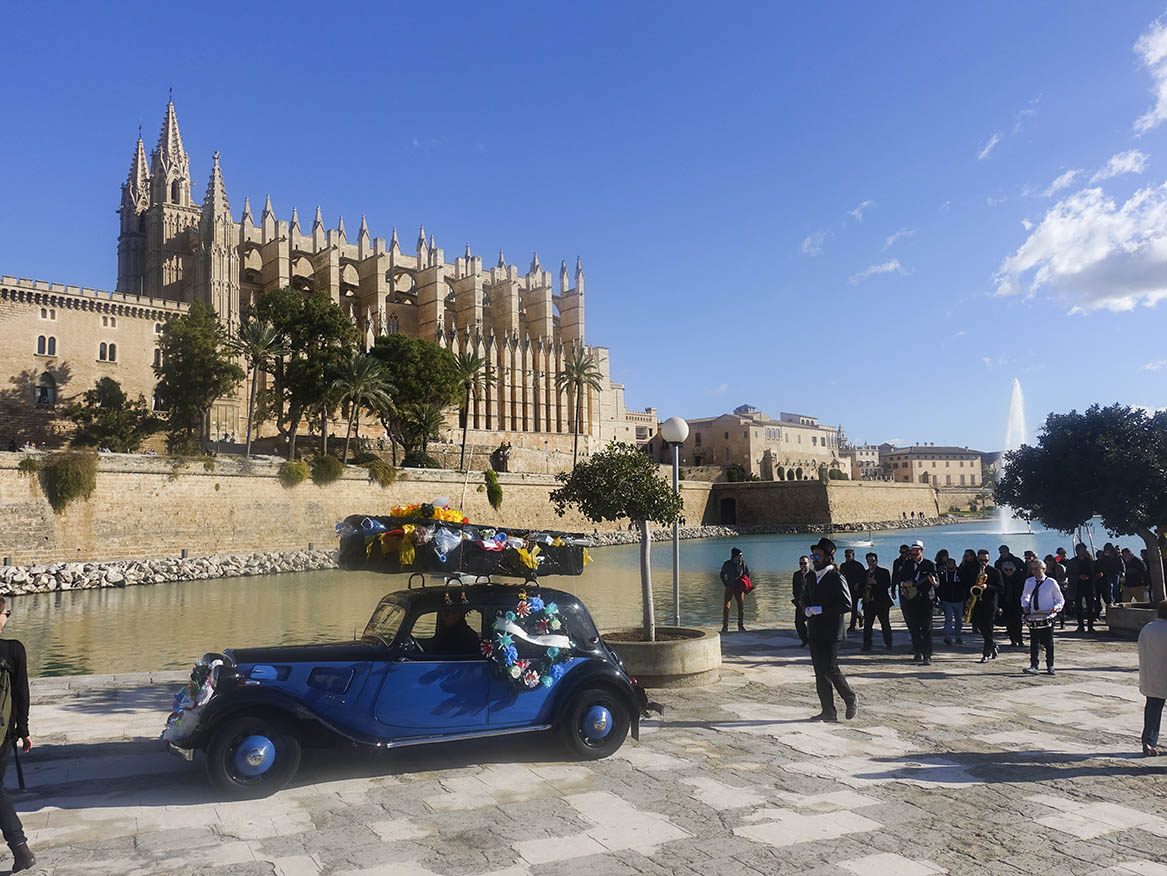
top-left (741, 574), bottom-right (754, 595)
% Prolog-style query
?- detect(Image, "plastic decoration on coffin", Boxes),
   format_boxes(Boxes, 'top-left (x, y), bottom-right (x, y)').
top-left (483, 590), bottom-right (573, 691)
top-left (161, 656), bottom-right (223, 743)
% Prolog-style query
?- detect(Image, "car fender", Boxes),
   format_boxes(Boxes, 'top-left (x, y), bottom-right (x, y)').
top-left (553, 660), bottom-right (643, 740)
top-left (191, 684), bottom-right (379, 750)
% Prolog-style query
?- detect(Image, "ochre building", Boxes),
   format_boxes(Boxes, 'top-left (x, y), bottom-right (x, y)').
top-left (2, 100), bottom-right (648, 453)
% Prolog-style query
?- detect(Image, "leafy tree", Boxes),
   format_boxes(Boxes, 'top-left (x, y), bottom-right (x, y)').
top-left (154, 302), bottom-right (244, 454)
top-left (330, 351), bottom-right (392, 464)
top-left (255, 288), bottom-right (358, 458)
top-left (229, 318), bottom-right (289, 458)
top-left (995, 403), bottom-right (1167, 603)
top-left (369, 334), bottom-right (460, 460)
top-left (550, 442), bottom-right (683, 640)
top-left (453, 351), bottom-right (494, 471)
top-left (65, 378), bottom-right (161, 452)
top-left (555, 348), bottom-right (604, 470)
top-left (401, 402), bottom-right (445, 458)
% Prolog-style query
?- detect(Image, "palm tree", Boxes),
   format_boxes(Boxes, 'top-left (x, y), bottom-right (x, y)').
top-left (453, 351), bottom-right (494, 471)
top-left (555, 348), bottom-right (604, 470)
top-left (403, 403), bottom-right (446, 460)
top-left (229, 318), bottom-right (289, 458)
top-left (330, 351), bottom-right (392, 463)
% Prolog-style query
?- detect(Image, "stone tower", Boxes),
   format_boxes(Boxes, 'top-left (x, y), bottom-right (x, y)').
top-left (115, 134), bottom-right (150, 294)
top-left (194, 152), bottom-right (240, 332)
top-left (145, 100), bottom-right (199, 301)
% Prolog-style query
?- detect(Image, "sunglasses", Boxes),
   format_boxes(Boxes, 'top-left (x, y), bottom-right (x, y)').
top-left (810, 553), bottom-right (823, 560)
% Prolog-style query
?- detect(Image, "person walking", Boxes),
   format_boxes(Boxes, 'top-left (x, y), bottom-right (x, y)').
top-left (0, 598), bottom-right (35, 872)
top-left (1000, 561), bottom-right (1027, 648)
top-left (1121, 548), bottom-right (1149, 603)
top-left (1137, 600), bottom-right (1167, 756)
top-left (861, 551), bottom-right (894, 652)
top-left (1100, 543), bottom-right (1126, 606)
top-left (792, 555), bottom-right (811, 646)
top-left (972, 549), bottom-right (1004, 663)
top-left (719, 548), bottom-right (750, 634)
top-left (1045, 554), bottom-right (1069, 628)
top-left (839, 548), bottom-right (866, 633)
top-left (937, 555), bottom-right (968, 645)
top-left (1069, 543), bottom-right (1098, 632)
top-left (897, 540), bottom-right (937, 665)
top-left (802, 538), bottom-right (857, 722)
top-left (1021, 558), bottom-right (1065, 676)
top-left (995, 545), bottom-right (1024, 576)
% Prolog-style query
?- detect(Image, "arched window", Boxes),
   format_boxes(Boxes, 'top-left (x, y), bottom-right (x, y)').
top-left (99, 342), bottom-right (107, 361)
top-left (171, 180), bottom-right (181, 204)
top-left (388, 313), bottom-right (400, 335)
top-left (110, 316), bottom-right (117, 328)
top-left (34, 372), bottom-right (55, 406)
top-left (108, 343), bottom-right (117, 362)
top-left (49, 308), bottom-right (56, 320)
top-left (102, 315), bottom-right (108, 327)
top-left (36, 336), bottom-right (45, 355)
top-left (154, 323), bottom-right (162, 334)
top-left (39, 307), bottom-right (46, 319)
top-left (153, 349), bottom-right (161, 367)
top-left (47, 337), bottom-right (56, 356)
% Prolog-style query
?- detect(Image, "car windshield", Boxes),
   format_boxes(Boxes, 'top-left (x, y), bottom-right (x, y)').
top-left (362, 600), bottom-right (407, 645)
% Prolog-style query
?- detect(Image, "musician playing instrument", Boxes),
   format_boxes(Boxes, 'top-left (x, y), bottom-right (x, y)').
top-left (803, 537), bottom-right (857, 722)
top-left (1021, 558), bottom-right (1066, 675)
top-left (897, 540), bottom-right (937, 666)
top-left (839, 549), bottom-right (866, 633)
top-left (861, 552), bottom-right (894, 652)
top-left (972, 550), bottom-right (1004, 663)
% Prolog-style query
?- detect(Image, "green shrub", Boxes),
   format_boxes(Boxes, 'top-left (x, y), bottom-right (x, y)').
top-left (828, 468), bottom-right (849, 480)
top-left (310, 454), bottom-right (345, 485)
top-left (279, 459), bottom-right (309, 487)
top-left (350, 451), bottom-right (379, 465)
top-left (202, 456), bottom-right (216, 472)
top-left (484, 469), bottom-right (503, 511)
top-left (40, 451), bottom-right (98, 512)
top-left (401, 451), bottom-right (440, 469)
top-left (17, 457), bottom-right (40, 475)
top-left (362, 458), bottom-right (397, 488)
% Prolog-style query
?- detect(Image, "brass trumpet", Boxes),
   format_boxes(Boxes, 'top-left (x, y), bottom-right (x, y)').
top-left (963, 571), bottom-right (988, 623)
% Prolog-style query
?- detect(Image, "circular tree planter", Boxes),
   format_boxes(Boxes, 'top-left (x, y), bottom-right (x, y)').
top-left (602, 627), bottom-right (721, 688)
top-left (1106, 603), bottom-right (1159, 639)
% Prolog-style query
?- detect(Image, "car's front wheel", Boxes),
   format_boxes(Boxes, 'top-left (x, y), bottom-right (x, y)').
top-left (205, 714), bottom-right (302, 799)
top-left (560, 687), bottom-right (630, 759)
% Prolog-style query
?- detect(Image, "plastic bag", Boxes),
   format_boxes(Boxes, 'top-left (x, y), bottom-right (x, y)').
top-left (361, 517), bottom-right (387, 535)
top-left (433, 527), bottom-right (462, 561)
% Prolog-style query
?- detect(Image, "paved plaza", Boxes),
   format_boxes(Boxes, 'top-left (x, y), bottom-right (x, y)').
top-left (11, 625), bottom-right (1167, 876)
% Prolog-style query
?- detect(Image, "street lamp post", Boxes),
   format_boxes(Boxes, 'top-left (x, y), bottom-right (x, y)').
top-left (659, 416), bottom-right (690, 627)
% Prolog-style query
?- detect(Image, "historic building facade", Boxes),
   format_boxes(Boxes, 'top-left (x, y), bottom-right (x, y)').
top-left (884, 445), bottom-right (983, 486)
top-left (2, 100), bottom-right (647, 453)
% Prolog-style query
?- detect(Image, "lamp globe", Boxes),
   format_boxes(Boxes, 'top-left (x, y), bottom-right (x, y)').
top-left (660, 416), bottom-right (690, 445)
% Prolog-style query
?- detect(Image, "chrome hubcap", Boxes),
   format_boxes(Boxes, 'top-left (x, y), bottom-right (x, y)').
top-left (583, 705), bottom-right (613, 742)
top-left (233, 734), bottom-right (275, 777)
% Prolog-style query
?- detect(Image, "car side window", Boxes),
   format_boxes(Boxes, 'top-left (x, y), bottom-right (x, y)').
top-left (407, 608), bottom-right (484, 658)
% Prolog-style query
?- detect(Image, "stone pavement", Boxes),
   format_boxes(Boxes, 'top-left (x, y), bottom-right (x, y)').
top-left (9, 626), bottom-right (1166, 876)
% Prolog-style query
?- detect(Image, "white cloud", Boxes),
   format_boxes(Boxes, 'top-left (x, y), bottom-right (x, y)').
top-left (978, 132), bottom-right (1001, 161)
top-left (707, 383), bottom-right (728, 395)
top-left (1022, 218), bottom-right (1034, 231)
top-left (1092, 149), bottom-right (1149, 182)
top-left (1013, 99), bottom-right (1039, 134)
top-left (849, 258), bottom-right (905, 285)
top-left (849, 200), bottom-right (876, 222)
top-left (994, 182), bottom-right (1167, 312)
top-left (1043, 169), bottom-right (1082, 198)
top-left (939, 200), bottom-right (951, 211)
top-left (1143, 360), bottom-right (1167, 371)
top-left (884, 228), bottom-right (916, 249)
top-left (1135, 16), bottom-right (1167, 134)
top-left (987, 194), bottom-right (1008, 207)
top-left (884, 438), bottom-right (905, 447)
top-left (800, 230), bottom-right (830, 256)
top-left (954, 330), bottom-right (967, 338)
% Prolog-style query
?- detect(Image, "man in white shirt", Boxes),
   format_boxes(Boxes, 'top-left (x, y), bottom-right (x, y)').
top-left (1021, 558), bottom-right (1066, 676)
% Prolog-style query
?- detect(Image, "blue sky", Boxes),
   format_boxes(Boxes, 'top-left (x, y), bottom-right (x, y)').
top-left (3, 1), bottom-right (1167, 452)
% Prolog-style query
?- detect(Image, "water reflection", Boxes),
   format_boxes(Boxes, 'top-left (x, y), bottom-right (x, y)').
top-left (11, 520), bottom-right (1069, 677)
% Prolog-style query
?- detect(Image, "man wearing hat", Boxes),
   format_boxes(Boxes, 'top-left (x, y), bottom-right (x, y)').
top-left (803, 537), bottom-right (857, 722)
top-left (898, 540), bottom-right (938, 666)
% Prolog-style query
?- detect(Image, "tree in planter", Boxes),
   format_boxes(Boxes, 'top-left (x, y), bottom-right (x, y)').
top-left (453, 351), bottom-right (493, 471)
top-left (65, 377), bottom-right (161, 452)
top-left (154, 302), bottom-right (244, 454)
top-left (995, 403), bottom-right (1167, 604)
top-left (549, 442), bottom-right (683, 641)
top-left (228, 317), bottom-right (289, 458)
top-left (555, 348), bottom-right (604, 470)
top-left (330, 351), bottom-right (392, 464)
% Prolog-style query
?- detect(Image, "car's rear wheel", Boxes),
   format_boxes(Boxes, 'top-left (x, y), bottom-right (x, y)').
top-left (205, 714), bottom-right (301, 799)
top-left (560, 687), bottom-right (630, 759)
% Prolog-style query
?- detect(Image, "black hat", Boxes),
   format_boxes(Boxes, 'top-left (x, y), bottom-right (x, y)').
top-left (813, 537), bottom-right (836, 555)
top-left (731, 547), bottom-right (742, 556)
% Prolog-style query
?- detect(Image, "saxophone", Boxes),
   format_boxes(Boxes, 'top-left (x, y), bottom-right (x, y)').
top-left (864, 569), bottom-right (874, 603)
top-left (964, 570), bottom-right (988, 623)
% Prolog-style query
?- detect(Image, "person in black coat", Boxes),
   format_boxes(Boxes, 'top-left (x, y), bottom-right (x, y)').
top-left (1068, 543), bottom-right (1098, 632)
top-left (0, 598), bottom-right (35, 873)
top-left (839, 549), bottom-right (866, 632)
top-left (803, 537), bottom-right (857, 722)
top-left (861, 551), bottom-right (894, 651)
top-left (971, 549), bottom-right (1004, 662)
top-left (792, 555), bottom-right (811, 646)
top-left (1000, 560), bottom-right (1027, 647)
top-left (897, 540), bottom-right (937, 666)
top-left (719, 548), bottom-right (750, 634)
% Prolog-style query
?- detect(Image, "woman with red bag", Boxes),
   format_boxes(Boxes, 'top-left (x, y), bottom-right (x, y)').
top-left (720, 547), bottom-right (752, 633)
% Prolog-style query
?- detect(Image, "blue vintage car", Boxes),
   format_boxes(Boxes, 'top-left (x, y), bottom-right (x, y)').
top-left (163, 583), bottom-right (652, 798)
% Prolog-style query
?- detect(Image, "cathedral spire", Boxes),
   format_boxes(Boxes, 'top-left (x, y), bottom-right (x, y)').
top-left (241, 196), bottom-right (254, 226)
top-left (152, 98), bottom-right (187, 172)
top-left (202, 151), bottom-right (230, 216)
top-left (290, 206), bottom-right (300, 235)
top-left (313, 205), bottom-right (324, 231)
top-left (262, 194), bottom-right (274, 220)
top-left (336, 214), bottom-right (347, 241)
top-left (387, 223), bottom-right (397, 250)
top-left (123, 134), bottom-right (150, 213)
top-left (530, 251), bottom-right (541, 273)
top-left (498, 248), bottom-right (506, 268)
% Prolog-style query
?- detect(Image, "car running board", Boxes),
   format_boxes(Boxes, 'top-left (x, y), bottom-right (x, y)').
top-left (381, 724), bottom-right (552, 749)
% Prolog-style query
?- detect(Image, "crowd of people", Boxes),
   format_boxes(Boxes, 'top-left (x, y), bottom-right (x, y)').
top-left (718, 538), bottom-right (1167, 757)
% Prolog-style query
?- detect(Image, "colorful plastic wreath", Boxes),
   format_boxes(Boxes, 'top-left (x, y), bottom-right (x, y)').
top-left (389, 502), bottom-right (469, 524)
top-left (482, 589), bottom-right (574, 692)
